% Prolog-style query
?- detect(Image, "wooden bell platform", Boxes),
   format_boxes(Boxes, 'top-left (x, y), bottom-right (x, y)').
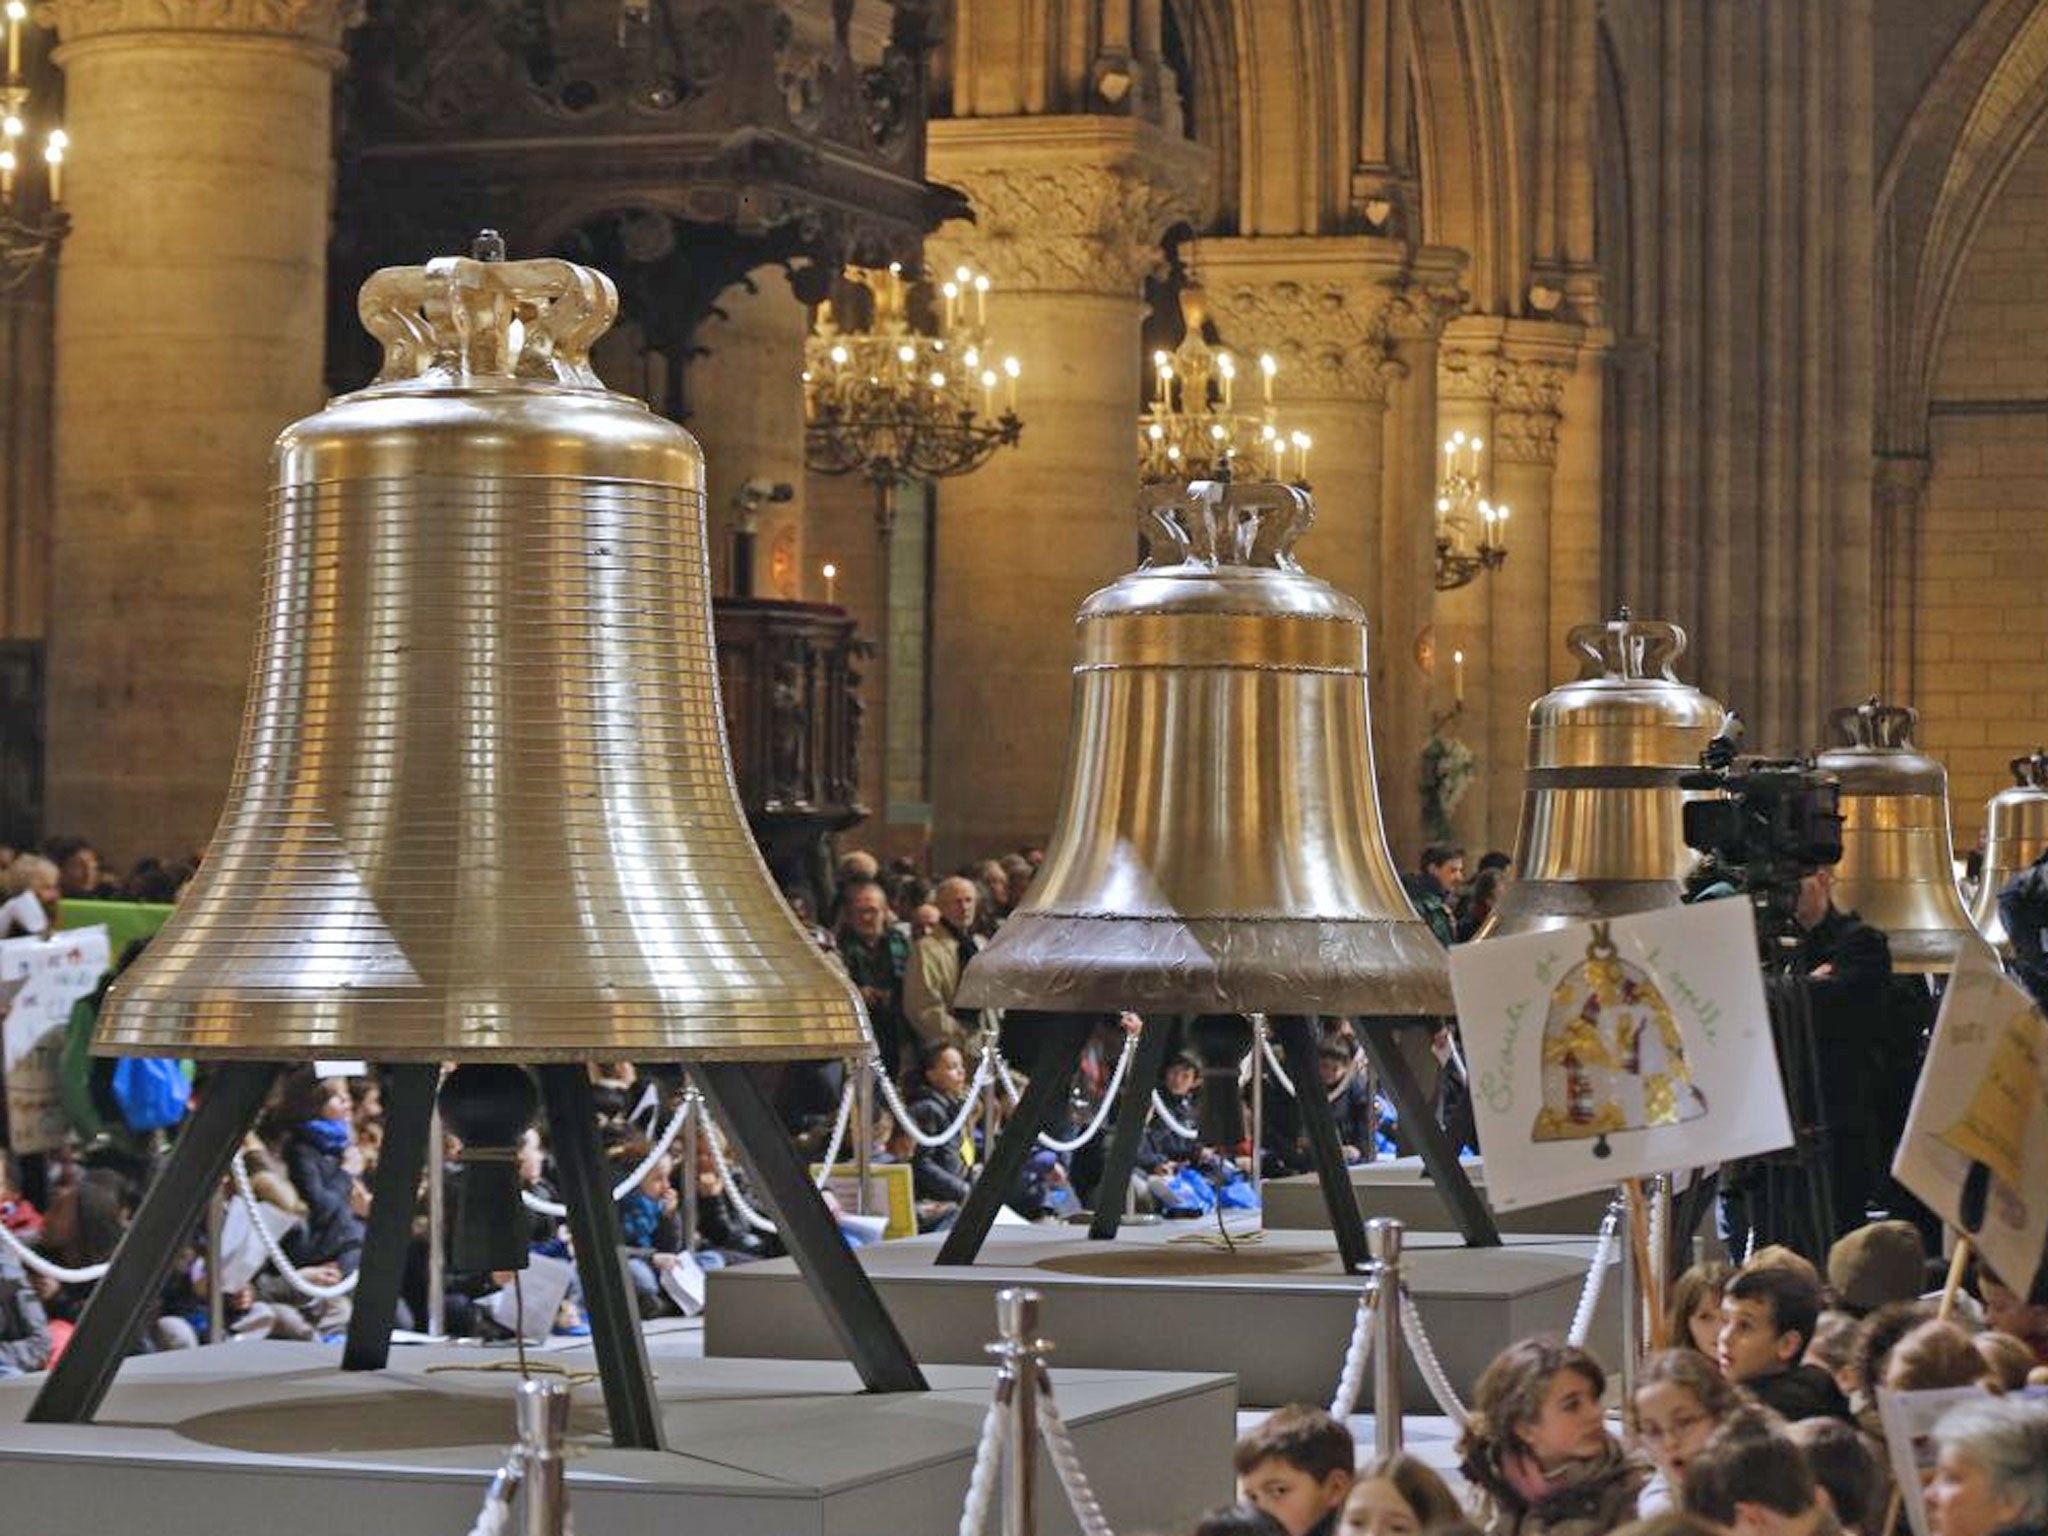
top-left (706, 1220), bottom-right (1624, 1410)
top-left (25, 1059), bottom-right (924, 1451)
top-left (0, 1338), bottom-right (1233, 1536)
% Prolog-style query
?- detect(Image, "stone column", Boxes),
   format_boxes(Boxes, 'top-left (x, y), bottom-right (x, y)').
top-left (1485, 338), bottom-right (1574, 847)
top-left (686, 274), bottom-right (811, 601)
top-left (923, 116), bottom-right (1203, 869)
top-left (1434, 321), bottom-right (1505, 852)
top-left (42, 0), bottom-right (359, 864)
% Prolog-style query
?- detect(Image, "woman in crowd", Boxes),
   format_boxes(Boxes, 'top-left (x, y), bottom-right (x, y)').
top-left (1631, 1348), bottom-right (1750, 1516)
top-left (1340, 1453), bottom-right (1466, 1536)
top-left (1888, 1318), bottom-right (1997, 1392)
top-left (1664, 1262), bottom-right (1733, 1360)
top-left (1925, 1397), bottom-right (2048, 1536)
top-left (1459, 1337), bottom-right (1649, 1536)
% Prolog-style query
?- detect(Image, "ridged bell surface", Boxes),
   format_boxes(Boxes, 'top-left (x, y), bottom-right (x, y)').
top-left (1968, 750), bottom-right (2048, 952)
top-left (1479, 609), bottom-right (1723, 940)
top-left (955, 480), bottom-right (1452, 1018)
top-left (97, 250), bottom-right (867, 1061)
top-left (1815, 698), bottom-right (1992, 975)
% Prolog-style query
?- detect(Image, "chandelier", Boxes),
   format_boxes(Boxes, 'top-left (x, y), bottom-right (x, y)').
top-left (1136, 289), bottom-right (1308, 484)
top-left (802, 262), bottom-right (1023, 538)
top-left (1433, 429), bottom-right (1508, 590)
top-left (0, 1), bottom-right (66, 293)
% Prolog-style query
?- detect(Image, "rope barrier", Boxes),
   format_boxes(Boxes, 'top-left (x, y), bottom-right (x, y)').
top-left (229, 1151), bottom-right (360, 1301)
top-left (871, 1048), bottom-right (996, 1150)
top-left (1038, 1367), bottom-right (1116, 1536)
top-left (696, 1097), bottom-right (780, 1235)
top-left (1328, 1276), bottom-right (1381, 1420)
top-left (956, 1381), bottom-right (1010, 1536)
top-left (1398, 1281), bottom-right (1470, 1427)
top-left (1148, 1090), bottom-right (1198, 1142)
top-left (811, 1073), bottom-right (857, 1189)
top-left (1568, 1200), bottom-right (1624, 1350)
top-left (0, 1216), bottom-right (109, 1285)
top-left (521, 1094), bottom-right (696, 1218)
top-left (1029, 1033), bottom-right (1137, 1154)
top-left (1258, 1030), bottom-right (1297, 1098)
top-left (464, 1453), bottom-right (522, 1536)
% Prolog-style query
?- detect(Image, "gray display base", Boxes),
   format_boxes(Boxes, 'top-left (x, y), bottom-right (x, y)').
top-left (1262, 1156), bottom-right (1616, 1235)
top-left (708, 1223), bottom-right (1624, 1409)
top-left (0, 1336), bottom-right (1234, 1536)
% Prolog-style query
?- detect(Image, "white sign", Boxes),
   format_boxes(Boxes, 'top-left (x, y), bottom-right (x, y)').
top-left (1877, 1385), bottom-right (1989, 1536)
top-left (1448, 899), bottom-right (1791, 1211)
top-left (1893, 949), bottom-right (2048, 1300)
top-left (1, 926), bottom-right (112, 1155)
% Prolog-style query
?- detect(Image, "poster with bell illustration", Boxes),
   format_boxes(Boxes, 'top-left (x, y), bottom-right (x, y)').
top-left (1893, 948), bottom-right (2048, 1302)
top-left (1447, 898), bottom-right (1790, 1211)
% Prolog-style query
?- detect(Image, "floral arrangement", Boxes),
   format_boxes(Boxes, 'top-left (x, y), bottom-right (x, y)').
top-left (1421, 732), bottom-right (1477, 843)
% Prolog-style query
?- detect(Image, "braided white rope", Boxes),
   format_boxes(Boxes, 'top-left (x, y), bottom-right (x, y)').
top-left (696, 1099), bottom-right (781, 1235)
top-left (230, 1151), bottom-right (360, 1301)
top-left (1648, 1176), bottom-right (1668, 1301)
top-left (1030, 1033), bottom-right (1138, 1154)
top-left (956, 1381), bottom-right (1010, 1536)
top-left (1328, 1275), bottom-right (1381, 1420)
top-left (465, 1456), bottom-right (522, 1536)
top-left (992, 1051), bottom-right (1024, 1106)
top-left (1258, 1029), bottom-right (1298, 1098)
top-left (1398, 1282), bottom-right (1470, 1427)
top-left (1038, 1368), bottom-right (1116, 1536)
top-left (811, 1073), bottom-right (858, 1188)
top-left (1568, 1202), bottom-right (1624, 1350)
top-left (521, 1095), bottom-right (696, 1218)
top-left (1149, 1090), bottom-right (1198, 1142)
top-left (0, 1215), bottom-right (109, 1284)
top-left (871, 1048), bottom-right (995, 1149)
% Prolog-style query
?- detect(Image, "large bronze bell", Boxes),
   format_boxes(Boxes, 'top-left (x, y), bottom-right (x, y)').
top-left (1815, 698), bottom-right (1991, 974)
top-left (95, 248), bottom-right (866, 1062)
top-left (1968, 750), bottom-right (2048, 952)
top-left (1477, 608), bottom-right (1723, 940)
top-left (955, 478), bottom-right (1450, 1017)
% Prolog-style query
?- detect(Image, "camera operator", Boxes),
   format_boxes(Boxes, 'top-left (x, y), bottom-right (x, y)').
top-left (1788, 866), bottom-right (1895, 1235)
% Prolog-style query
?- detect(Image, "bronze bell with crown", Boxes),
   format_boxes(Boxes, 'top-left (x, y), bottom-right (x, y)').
top-left (1477, 607), bottom-right (1724, 940)
top-left (94, 246), bottom-right (867, 1064)
top-left (955, 477), bottom-right (1451, 1019)
top-left (1815, 698), bottom-right (1992, 974)
top-left (1968, 750), bottom-right (2048, 953)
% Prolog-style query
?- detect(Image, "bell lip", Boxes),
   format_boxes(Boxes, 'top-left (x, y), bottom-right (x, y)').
top-left (89, 1040), bottom-right (871, 1064)
top-left (955, 912), bottom-right (1454, 1016)
top-left (1474, 880), bottom-right (1691, 941)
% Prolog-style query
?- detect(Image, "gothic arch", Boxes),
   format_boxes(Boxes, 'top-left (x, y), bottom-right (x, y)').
top-left (1405, 0), bottom-right (1522, 313)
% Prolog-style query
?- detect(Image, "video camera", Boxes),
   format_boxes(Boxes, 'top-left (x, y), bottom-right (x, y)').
top-left (1679, 712), bottom-right (1845, 914)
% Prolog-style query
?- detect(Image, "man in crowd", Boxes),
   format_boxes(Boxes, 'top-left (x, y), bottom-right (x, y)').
top-left (1402, 843), bottom-right (1465, 948)
top-left (1683, 1419), bottom-right (1839, 1536)
top-left (1718, 1267), bottom-right (1852, 1423)
top-left (904, 876), bottom-right (998, 1059)
top-left (835, 878), bottom-right (910, 1079)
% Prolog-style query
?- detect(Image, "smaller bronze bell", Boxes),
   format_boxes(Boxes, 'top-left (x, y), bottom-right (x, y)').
top-left (1968, 751), bottom-right (2048, 953)
top-left (1477, 608), bottom-right (1723, 940)
top-left (1815, 698), bottom-right (1992, 974)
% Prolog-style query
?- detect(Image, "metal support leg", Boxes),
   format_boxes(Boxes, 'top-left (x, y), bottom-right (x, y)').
top-left (693, 1062), bottom-right (926, 1392)
top-left (937, 1014), bottom-right (1096, 1266)
top-left (1357, 1018), bottom-right (1502, 1247)
top-left (538, 1065), bottom-right (666, 1452)
top-left (1273, 1016), bottom-right (1374, 1275)
top-left (29, 1062), bottom-right (284, 1424)
top-left (343, 1063), bottom-right (439, 1371)
top-left (1088, 1016), bottom-right (1174, 1240)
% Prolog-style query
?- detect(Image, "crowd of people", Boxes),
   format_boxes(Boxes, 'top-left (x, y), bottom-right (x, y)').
top-left (1215, 1234), bottom-right (2048, 1536)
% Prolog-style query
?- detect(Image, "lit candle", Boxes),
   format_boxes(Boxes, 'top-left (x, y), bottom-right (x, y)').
top-left (5, 2), bottom-right (22, 79)
top-left (0, 149), bottom-right (13, 203)
top-left (1002, 355), bottom-right (1019, 412)
top-left (1260, 352), bottom-right (1277, 405)
top-left (43, 130), bottom-right (60, 204)
top-left (980, 368), bottom-right (997, 418)
top-left (822, 562), bottom-right (838, 605)
top-left (1453, 649), bottom-right (1465, 703)
top-left (974, 272), bottom-right (988, 326)
top-left (1291, 430), bottom-right (1311, 482)
top-left (941, 280), bottom-right (958, 332)
top-left (1469, 434), bottom-right (1484, 478)
top-left (1218, 352), bottom-right (1236, 409)
top-left (1493, 503), bottom-right (1509, 551)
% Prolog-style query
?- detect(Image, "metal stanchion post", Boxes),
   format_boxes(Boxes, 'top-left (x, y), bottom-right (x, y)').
top-left (516, 1377), bottom-right (572, 1536)
top-left (1618, 1194), bottom-right (1640, 1407)
top-left (1368, 1217), bottom-right (1403, 1459)
top-left (205, 1185), bottom-right (227, 1345)
top-left (681, 1076), bottom-right (701, 1255)
top-left (854, 1054), bottom-right (874, 1218)
top-left (991, 1288), bottom-right (1045, 1536)
top-left (426, 1103), bottom-right (446, 1339)
top-left (1651, 1173), bottom-right (1671, 1327)
top-left (1250, 1014), bottom-right (1267, 1208)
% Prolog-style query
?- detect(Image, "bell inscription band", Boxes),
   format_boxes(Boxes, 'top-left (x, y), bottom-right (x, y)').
top-left (1478, 608), bottom-right (1723, 940)
top-left (935, 479), bottom-right (1501, 1270)
top-left (29, 241), bottom-right (924, 1444)
top-left (1815, 698), bottom-right (1991, 974)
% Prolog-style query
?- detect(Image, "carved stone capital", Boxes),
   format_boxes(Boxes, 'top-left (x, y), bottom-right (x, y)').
top-left (1439, 347), bottom-right (1508, 403)
top-left (928, 116), bottom-right (1207, 297)
top-left (1492, 359), bottom-right (1571, 466)
top-left (1382, 279), bottom-right (1468, 344)
top-left (41, 0), bottom-right (363, 49)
